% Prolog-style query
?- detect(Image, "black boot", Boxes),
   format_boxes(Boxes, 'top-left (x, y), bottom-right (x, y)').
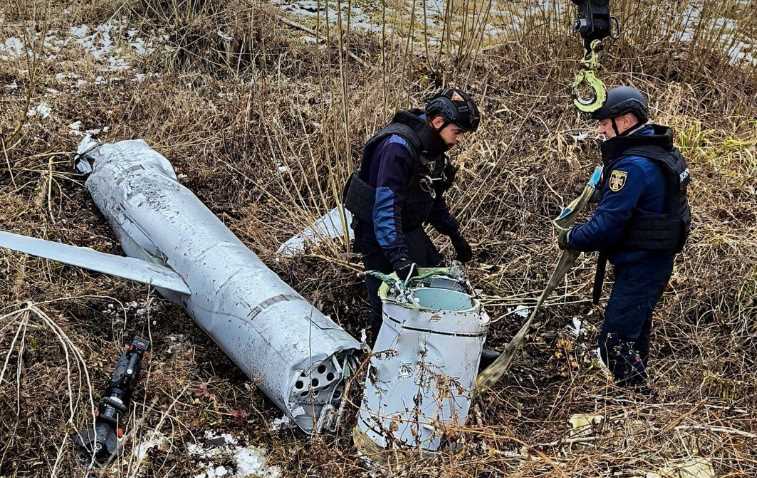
top-left (478, 348), bottom-right (500, 372)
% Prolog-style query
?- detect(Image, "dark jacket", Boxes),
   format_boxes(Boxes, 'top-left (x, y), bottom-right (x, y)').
top-left (346, 110), bottom-right (459, 269)
top-left (568, 124), bottom-right (691, 266)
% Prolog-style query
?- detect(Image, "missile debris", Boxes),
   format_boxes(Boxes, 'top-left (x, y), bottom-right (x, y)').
top-left (277, 207), bottom-right (353, 257)
top-left (354, 268), bottom-right (490, 453)
top-left (0, 136), bottom-right (361, 433)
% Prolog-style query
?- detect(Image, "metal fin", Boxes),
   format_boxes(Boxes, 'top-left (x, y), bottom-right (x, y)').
top-left (0, 230), bottom-right (191, 295)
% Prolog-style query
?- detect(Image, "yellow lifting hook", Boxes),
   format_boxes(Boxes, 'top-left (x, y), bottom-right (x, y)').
top-left (572, 39), bottom-right (607, 113)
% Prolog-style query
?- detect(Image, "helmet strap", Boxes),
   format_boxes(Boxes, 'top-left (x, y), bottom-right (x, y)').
top-left (610, 117), bottom-right (621, 137)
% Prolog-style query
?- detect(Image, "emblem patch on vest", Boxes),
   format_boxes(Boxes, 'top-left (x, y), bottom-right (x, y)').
top-left (608, 170), bottom-right (628, 192)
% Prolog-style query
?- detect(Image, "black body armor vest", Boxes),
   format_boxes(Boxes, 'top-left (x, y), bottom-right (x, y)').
top-left (600, 125), bottom-right (692, 253)
top-left (343, 110), bottom-right (454, 231)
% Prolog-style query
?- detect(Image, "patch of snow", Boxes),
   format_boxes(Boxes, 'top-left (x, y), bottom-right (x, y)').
top-left (27, 102), bottom-right (52, 119)
top-left (567, 317), bottom-right (584, 338)
top-left (571, 132), bottom-right (589, 142)
top-left (166, 333), bottom-right (190, 355)
top-left (68, 121), bottom-right (83, 135)
top-left (509, 304), bottom-right (530, 319)
top-left (0, 37), bottom-right (25, 57)
top-left (188, 430), bottom-right (281, 478)
top-left (234, 447), bottom-right (281, 478)
top-left (270, 415), bottom-right (294, 432)
top-left (67, 21), bottom-right (156, 72)
top-left (134, 431), bottom-right (170, 463)
top-left (70, 25), bottom-right (89, 39)
top-left (4, 80), bottom-right (18, 90)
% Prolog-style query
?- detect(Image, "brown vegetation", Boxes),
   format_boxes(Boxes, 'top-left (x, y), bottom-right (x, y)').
top-left (1, 0), bottom-right (755, 476)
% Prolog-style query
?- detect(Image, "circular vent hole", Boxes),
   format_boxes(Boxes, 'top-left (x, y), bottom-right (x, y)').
top-left (317, 364), bottom-right (327, 374)
top-left (311, 378), bottom-right (319, 387)
top-left (326, 372), bottom-right (335, 381)
top-left (295, 381), bottom-right (304, 389)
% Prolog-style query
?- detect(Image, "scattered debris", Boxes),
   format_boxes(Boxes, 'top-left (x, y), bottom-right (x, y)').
top-left (357, 268), bottom-right (489, 451)
top-left (277, 207), bottom-right (353, 257)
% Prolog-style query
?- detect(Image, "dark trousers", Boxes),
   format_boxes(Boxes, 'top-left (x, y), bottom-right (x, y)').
top-left (598, 255), bottom-right (674, 385)
top-left (357, 227), bottom-right (443, 341)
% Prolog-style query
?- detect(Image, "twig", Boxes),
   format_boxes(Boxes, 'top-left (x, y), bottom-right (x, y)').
top-left (674, 425), bottom-right (756, 439)
top-left (538, 435), bottom-right (602, 447)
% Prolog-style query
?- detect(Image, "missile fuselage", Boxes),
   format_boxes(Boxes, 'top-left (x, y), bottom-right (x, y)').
top-left (78, 138), bottom-right (360, 432)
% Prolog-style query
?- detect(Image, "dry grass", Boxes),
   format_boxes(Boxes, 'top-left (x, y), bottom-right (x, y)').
top-left (1, 0), bottom-right (755, 476)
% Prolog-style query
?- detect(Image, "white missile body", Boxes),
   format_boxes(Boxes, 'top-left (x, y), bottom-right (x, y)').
top-left (0, 137), bottom-right (361, 433)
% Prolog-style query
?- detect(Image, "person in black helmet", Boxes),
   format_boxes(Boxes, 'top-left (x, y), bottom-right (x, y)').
top-left (343, 88), bottom-right (497, 365)
top-left (558, 86), bottom-right (692, 387)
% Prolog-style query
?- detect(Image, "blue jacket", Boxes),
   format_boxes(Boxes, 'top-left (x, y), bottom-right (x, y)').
top-left (568, 125), bottom-right (673, 265)
top-left (364, 132), bottom-right (459, 267)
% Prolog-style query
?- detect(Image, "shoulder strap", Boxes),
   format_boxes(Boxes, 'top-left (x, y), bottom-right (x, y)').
top-left (365, 123), bottom-right (422, 158)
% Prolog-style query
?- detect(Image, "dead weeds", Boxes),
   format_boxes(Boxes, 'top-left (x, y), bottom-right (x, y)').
top-left (0, 0), bottom-right (755, 476)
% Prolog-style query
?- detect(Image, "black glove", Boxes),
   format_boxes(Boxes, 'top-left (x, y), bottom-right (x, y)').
top-left (450, 232), bottom-right (473, 263)
top-left (558, 227), bottom-right (572, 250)
top-left (395, 261), bottom-right (418, 282)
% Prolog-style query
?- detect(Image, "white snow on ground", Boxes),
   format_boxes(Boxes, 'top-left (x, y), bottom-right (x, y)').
top-left (270, 414), bottom-right (294, 432)
top-left (0, 37), bottom-right (25, 57)
top-left (27, 102), bottom-right (52, 119)
top-left (134, 431), bottom-right (170, 463)
top-left (188, 430), bottom-right (281, 478)
top-left (509, 304), bottom-right (530, 319)
top-left (68, 21), bottom-right (156, 71)
top-left (1, 19), bottom-right (160, 74)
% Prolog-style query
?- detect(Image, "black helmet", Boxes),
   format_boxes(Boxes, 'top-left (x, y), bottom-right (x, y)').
top-left (425, 88), bottom-right (481, 132)
top-left (591, 86), bottom-right (649, 123)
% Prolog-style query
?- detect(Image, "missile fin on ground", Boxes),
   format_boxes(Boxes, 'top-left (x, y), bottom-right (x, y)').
top-left (0, 230), bottom-right (192, 295)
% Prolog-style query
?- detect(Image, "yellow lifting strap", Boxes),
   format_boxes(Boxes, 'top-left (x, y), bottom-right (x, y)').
top-left (572, 39), bottom-right (607, 113)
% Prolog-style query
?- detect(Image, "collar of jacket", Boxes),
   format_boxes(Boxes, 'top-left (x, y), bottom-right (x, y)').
top-left (392, 109), bottom-right (448, 158)
top-left (600, 124), bottom-right (674, 165)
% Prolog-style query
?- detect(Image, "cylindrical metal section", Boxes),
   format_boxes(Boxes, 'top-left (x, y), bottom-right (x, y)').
top-left (356, 277), bottom-right (489, 451)
top-left (80, 138), bottom-right (360, 432)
